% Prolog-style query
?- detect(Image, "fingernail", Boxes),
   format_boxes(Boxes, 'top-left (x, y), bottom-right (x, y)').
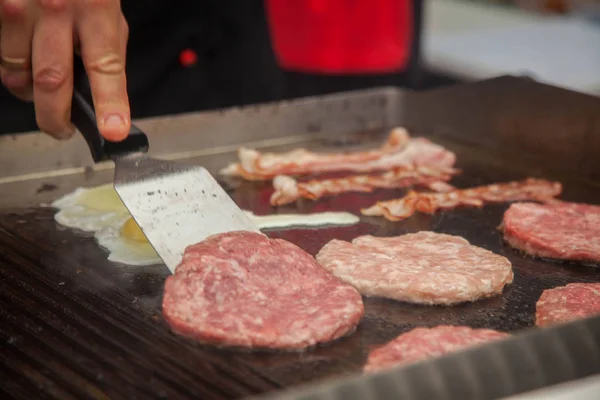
top-left (102, 113), bottom-right (126, 128)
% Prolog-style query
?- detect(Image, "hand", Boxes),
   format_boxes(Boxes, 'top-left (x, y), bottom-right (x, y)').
top-left (0, 0), bottom-right (130, 141)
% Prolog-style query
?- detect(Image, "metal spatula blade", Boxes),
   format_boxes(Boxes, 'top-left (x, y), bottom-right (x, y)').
top-left (112, 156), bottom-right (260, 271)
top-left (71, 89), bottom-right (260, 273)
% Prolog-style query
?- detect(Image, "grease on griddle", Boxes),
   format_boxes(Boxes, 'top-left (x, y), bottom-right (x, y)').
top-left (36, 183), bottom-right (58, 194)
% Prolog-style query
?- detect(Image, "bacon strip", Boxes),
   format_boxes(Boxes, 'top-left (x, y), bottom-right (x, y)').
top-left (270, 166), bottom-right (459, 206)
top-left (220, 128), bottom-right (456, 181)
top-left (361, 178), bottom-right (562, 221)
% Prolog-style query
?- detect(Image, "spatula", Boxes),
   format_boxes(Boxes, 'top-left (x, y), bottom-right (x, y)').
top-left (70, 88), bottom-right (260, 273)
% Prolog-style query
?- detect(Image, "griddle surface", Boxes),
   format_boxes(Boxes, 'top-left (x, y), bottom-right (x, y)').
top-left (1, 133), bottom-right (600, 399)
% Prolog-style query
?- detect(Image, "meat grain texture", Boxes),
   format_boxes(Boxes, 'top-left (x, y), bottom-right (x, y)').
top-left (536, 283), bottom-right (600, 327)
top-left (162, 231), bottom-right (364, 350)
top-left (364, 325), bottom-right (509, 373)
top-left (503, 201), bottom-right (600, 264)
top-left (316, 232), bottom-right (514, 305)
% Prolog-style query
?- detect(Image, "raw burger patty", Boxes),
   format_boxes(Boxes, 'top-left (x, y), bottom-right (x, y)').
top-left (315, 231), bottom-right (513, 305)
top-left (536, 283), bottom-right (600, 327)
top-left (502, 201), bottom-right (600, 263)
top-left (365, 325), bottom-right (509, 373)
top-left (162, 231), bottom-right (364, 350)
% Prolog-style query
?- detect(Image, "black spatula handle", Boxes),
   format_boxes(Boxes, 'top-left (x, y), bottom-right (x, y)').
top-left (71, 89), bottom-right (149, 162)
top-left (70, 54), bottom-right (148, 163)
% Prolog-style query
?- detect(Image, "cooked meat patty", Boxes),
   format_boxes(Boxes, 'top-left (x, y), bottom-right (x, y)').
top-left (502, 201), bottom-right (600, 264)
top-left (316, 231), bottom-right (513, 305)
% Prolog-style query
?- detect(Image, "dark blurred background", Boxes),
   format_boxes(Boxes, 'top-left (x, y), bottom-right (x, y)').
top-left (1, 0), bottom-right (598, 135)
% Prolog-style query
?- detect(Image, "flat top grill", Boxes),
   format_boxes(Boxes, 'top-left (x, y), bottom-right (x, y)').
top-left (1, 77), bottom-right (600, 400)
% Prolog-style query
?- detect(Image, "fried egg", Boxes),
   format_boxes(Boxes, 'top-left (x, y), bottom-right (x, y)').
top-left (52, 184), bottom-right (162, 266)
top-left (52, 184), bottom-right (360, 267)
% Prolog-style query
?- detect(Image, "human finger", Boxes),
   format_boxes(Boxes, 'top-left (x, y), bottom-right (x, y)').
top-left (0, 0), bottom-right (33, 100)
top-left (31, 1), bottom-right (75, 139)
top-left (76, 0), bottom-right (130, 142)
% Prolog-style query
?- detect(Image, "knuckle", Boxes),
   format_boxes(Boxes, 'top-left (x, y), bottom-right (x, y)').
top-left (37, 0), bottom-right (69, 13)
top-left (85, 53), bottom-right (125, 75)
top-left (0, 0), bottom-right (27, 19)
top-left (33, 65), bottom-right (68, 91)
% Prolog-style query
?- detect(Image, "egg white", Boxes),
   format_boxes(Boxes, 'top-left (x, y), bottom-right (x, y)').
top-left (52, 184), bottom-right (162, 266)
top-left (95, 222), bottom-right (161, 266)
top-left (52, 185), bottom-right (129, 232)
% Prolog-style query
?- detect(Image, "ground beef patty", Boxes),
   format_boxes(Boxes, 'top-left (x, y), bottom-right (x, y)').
top-left (502, 201), bottom-right (600, 264)
top-left (162, 231), bottom-right (364, 350)
top-left (364, 325), bottom-right (509, 373)
top-left (315, 231), bottom-right (513, 305)
top-left (536, 283), bottom-right (600, 327)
